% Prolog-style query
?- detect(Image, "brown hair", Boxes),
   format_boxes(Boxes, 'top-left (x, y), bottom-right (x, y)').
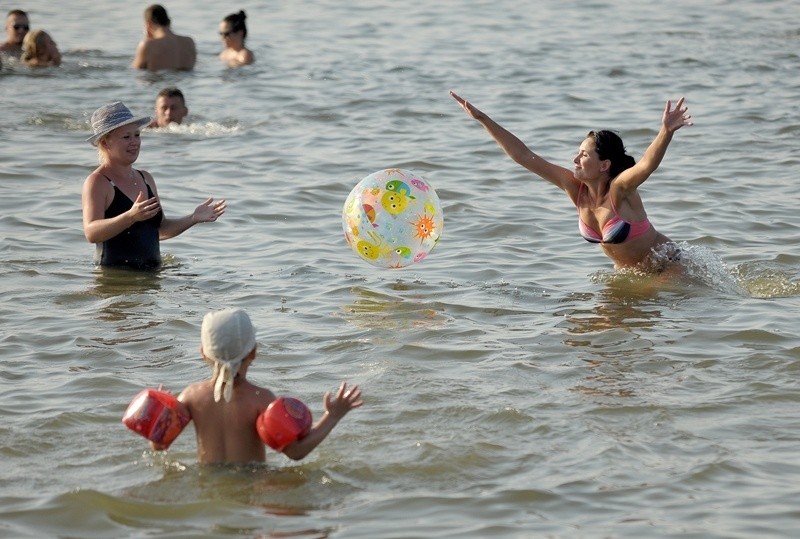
top-left (586, 130), bottom-right (635, 179)
top-left (144, 4), bottom-right (170, 27)
top-left (222, 10), bottom-right (248, 40)
top-left (157, 86), bottom-right (185, 103)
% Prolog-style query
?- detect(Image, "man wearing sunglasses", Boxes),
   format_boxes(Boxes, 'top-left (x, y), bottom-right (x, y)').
top-left (1, 9), bottom-right (29, 57)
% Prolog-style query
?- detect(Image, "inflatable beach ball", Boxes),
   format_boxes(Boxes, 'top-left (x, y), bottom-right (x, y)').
top-left (342, 169), bottom-right (443, 269)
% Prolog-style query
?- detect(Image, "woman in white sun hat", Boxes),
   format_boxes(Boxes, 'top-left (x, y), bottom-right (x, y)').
top-left (81, 101), bottom-right (226, 269)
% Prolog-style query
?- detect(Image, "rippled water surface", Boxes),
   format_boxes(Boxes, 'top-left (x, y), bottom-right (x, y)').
top-left (1, 0), bottom-right (799, 537)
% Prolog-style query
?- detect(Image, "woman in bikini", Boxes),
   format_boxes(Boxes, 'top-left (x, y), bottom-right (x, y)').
top-left (82, 101), bottom-right (226, 270)
top-left (450, 91), bottom-right (692, 271)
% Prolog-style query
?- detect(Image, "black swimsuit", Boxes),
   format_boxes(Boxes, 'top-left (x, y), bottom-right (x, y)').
top-left (96, 170), bottom-right (164, 269)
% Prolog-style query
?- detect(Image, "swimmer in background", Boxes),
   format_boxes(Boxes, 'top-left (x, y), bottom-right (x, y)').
top-left (1, 9), bottom-right (29, 57)
top-left (451, 91), bottom-right (693, 272)
top-left (150, 308), bottom-right (363, 464)
top-left (133, 4), bottom-right (196, 71)
top-left (218, 10), bottom-right (254, 68)
top-left (148, 87), bottom-right (188, 128)
top-left (20, 28), bottom-right (61, 67)
top-left (82, 101), bottom-right (225, 270)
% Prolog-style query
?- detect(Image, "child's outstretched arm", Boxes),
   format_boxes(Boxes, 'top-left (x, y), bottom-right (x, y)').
top-left (282, 382), bottom-right (363, 460)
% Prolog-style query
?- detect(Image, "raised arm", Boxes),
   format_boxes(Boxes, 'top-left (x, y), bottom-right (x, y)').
top-left (281, 382), bottom-right (363, 461)
top-left (450, 91), bottom-right (576, 192)
top-left (614, 97), bottom-right (693, 195)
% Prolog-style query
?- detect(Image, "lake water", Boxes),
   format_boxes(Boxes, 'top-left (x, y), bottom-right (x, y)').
top-left (1, 0), bottom-right (799, 537)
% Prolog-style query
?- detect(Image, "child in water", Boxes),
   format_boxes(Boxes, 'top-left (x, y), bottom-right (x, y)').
top-left (150, 308), bottom-right (363, 464)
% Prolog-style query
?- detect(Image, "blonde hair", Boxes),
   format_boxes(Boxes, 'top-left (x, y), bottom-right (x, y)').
top-left (96, 143), bottom-right (110, 165)
top-left (21, 29), bottom-right (49, 65)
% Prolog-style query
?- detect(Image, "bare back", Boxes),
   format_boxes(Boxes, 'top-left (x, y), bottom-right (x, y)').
top-left (135, 33), bottom-right (196, 71)
top-left (179, 378), bottom-right (275, 464)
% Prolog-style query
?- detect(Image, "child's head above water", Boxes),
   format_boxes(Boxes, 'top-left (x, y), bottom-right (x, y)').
top-left (200, 308), bottom-right (256, 403)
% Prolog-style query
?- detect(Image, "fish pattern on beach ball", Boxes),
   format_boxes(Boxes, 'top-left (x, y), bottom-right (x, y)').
top-left (342, 169), bottom-right (443, 269)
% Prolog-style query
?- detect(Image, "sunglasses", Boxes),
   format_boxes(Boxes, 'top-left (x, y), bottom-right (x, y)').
top-left (13, 24), bottom-right (30, 31)
top-left (219, 29), bottom-right (239, 38)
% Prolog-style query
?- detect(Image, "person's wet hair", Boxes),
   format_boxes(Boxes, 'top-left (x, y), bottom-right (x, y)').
top-left (223, 10), bottom-right (248, 40)
top-left (587, 130), bottom-right (635, 179)
top-left (145, 4), bottom-right (170, 27)
top-left (157, 86), bottom-right (185, 103)
top-left (21, 28), bottom-right (49, 63)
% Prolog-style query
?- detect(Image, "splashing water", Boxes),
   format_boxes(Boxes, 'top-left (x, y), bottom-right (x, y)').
top-left (592, 242), bottom-right (800, 299)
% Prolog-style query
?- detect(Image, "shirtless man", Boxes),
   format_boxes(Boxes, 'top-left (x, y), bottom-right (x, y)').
top-left (132, 4), bottom-right (195, 71)
top-left (1, 9), bottom-right (29, 57)
top-left (148, 87), bottom-right (189, 128)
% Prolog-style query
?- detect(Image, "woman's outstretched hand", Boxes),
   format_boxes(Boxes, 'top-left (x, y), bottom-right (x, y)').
top-left (450, 90), bottom-right (485, 121)
top-left (192, 198), bottom-right (227, 224)
top-left (663, 97), bottom-right (693, 133)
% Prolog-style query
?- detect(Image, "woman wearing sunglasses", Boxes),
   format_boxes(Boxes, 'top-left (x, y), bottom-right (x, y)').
top-left (219, 10), bottom-right (254, 68)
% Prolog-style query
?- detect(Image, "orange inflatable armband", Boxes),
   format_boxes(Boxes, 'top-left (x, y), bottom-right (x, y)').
top-left (122, 389), bottom-right (190, 449)
top-left (257, 397), bottom-right (313, 451)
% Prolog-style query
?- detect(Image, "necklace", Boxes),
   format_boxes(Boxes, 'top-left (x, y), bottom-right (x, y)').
top-left (104, 167), bottom-right (139, 189)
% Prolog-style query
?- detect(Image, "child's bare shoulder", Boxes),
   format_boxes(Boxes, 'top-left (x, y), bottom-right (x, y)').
top-left (241, 381), bottom-right (276, 403)
top-left (179, 380), bottom-right (213, 402)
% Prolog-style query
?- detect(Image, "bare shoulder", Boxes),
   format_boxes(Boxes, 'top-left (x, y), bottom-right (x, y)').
top-left (180, 35), bottom-right (196, 49)
top-left (83, 171), bottom-right (111, 192)
top-left (179, 380), bottom-right (211, 404)
top-left (242, 380), bottom-right (276, 407)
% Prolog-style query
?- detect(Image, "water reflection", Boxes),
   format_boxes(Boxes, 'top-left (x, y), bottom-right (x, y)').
top-left (87, 266), bottom-right (165, 346)
top-left (122, 459), bottom-right (334, 538)
top-left (339, 284), bottom-right (449, 335)
top-left (560, 280), bottom-right (668, 346)
top-left (559, 280), bottom-right (677, 399)
top-left (91, 266), bottom-right (163, 300)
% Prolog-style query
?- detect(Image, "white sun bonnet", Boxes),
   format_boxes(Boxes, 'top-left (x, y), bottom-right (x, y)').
top-left (201, 308), bottom-right (257, 402)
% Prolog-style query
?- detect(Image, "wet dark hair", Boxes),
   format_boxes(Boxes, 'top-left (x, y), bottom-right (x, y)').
top-left (157, 86), bottom-right (185, 103)
top-left (587, 130), bottom-right (635, 179)
top-left (145, 4), bottom-right (170, 27)
top-left (223, 10), bottom-right (248, 40)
